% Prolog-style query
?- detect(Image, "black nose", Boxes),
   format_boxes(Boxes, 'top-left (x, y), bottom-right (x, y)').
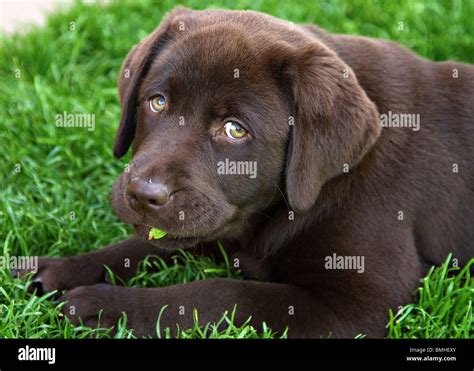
top-left (126, 178), bottom-right (171, 210)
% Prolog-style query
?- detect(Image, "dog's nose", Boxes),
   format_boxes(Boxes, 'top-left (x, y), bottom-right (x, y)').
top-left (126, 178), bottom-right (171, 210)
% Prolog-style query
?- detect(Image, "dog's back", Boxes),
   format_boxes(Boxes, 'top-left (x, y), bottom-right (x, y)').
top-left (304, 25), bottom-right (474, 267)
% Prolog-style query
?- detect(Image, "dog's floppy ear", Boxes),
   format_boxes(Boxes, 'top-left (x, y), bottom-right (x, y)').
top-left (114, 8), bottom-right (191, 158)
top-left (284, 42), bottom-right (381, 213)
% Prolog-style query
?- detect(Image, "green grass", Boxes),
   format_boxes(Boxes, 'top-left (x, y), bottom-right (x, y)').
top-left (0, 249), bottom-right (284, 338)
top-left (0, 0), bottom-right (473, 338)
top-left (387, 255), bottom-right (473, 338)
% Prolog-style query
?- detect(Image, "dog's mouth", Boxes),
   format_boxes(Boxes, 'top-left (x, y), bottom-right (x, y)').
top-left (133, 214), bottom-right (242, 249)
top-left (134, 223), bottom-right (207, 249)
top-left (112, 172), bottom-right (243, 248)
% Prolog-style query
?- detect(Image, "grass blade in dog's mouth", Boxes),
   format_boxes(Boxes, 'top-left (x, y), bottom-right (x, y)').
top-left (148, 228), bottom-right (167, 240)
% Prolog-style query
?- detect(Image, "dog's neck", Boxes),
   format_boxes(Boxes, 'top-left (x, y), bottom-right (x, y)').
top-left (234, 168), bottom-right (357, 258)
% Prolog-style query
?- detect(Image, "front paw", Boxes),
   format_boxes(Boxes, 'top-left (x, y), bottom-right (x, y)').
top-left (59, 284), bottom-right (156, 337)
top-left (13, 255), bottom-right (105, 295)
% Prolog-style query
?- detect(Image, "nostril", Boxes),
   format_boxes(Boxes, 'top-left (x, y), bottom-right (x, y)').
top-left (147, 188), bottom-right (169, 207)
top-left (126, 178), bottom-right (171, 210)
top-left (126, 189), bottom-right (138, 204)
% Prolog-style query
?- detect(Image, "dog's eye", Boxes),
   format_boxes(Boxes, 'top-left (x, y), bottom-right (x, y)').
top-left (224, 121), bottom-right (247, 139)
top-left (149, 95), bottom-right (166, 113)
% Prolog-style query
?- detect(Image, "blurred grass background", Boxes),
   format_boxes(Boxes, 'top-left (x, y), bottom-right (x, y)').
top-left (0, 0), bottom-right (472, 338)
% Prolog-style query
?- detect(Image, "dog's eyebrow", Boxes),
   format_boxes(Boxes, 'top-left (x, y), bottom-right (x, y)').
top-left (139, 80), bottom-right (169, 102)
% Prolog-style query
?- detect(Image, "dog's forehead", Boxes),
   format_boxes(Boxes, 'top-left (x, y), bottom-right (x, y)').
top-left (143, 26), bottom-right (268, 96)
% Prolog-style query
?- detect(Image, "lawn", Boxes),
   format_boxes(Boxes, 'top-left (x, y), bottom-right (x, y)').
top-left (0, 0), bottom-right (472, 339)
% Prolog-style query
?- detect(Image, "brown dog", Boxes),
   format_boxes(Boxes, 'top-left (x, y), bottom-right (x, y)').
top-left (19, 8), bottom-right (474, 338)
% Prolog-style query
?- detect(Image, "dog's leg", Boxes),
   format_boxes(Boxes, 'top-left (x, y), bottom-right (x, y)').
top-left (12, 236), bottom-right (156, 293)
top-left (59, 279), bottom-right (332, 338)
top-left (14, 236), bottom-right (227, 294)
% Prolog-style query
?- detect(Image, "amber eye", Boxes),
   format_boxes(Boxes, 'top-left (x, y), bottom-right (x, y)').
top-left (149, 95), bottom-right (166, 113)
top-left (224, 121), bottom-right (247, 139)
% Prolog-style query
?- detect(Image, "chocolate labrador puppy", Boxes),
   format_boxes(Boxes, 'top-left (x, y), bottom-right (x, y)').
top-left (19, 8), bottom-right (474, 338)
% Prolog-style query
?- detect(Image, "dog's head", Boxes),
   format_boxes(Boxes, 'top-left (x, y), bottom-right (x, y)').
top-left (111, 8), bottom-right (380, 248)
